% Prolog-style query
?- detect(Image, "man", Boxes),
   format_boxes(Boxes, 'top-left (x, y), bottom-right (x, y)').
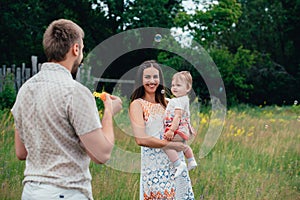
top-left (11, 19), bottom-right (122, 200)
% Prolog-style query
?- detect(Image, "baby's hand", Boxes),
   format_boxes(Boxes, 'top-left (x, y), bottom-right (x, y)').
top-left (164, 130), bottom-right (174, 141)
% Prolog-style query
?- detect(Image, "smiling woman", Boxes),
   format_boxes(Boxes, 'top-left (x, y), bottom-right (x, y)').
top-left (129, 60), bottom-right (195, 200)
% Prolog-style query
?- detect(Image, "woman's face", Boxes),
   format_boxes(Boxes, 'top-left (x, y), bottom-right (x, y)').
top-left (142, 67), bottom-right (160, 94)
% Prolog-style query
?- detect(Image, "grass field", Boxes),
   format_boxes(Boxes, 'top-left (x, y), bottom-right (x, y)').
top-left (0, 104), bottom-right (299, 199)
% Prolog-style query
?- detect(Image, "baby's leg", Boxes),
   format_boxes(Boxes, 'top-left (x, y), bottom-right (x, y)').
top-left (184, 145), bottom-right (197, 170)
top-left (184, 145), bottom-right (194, 159)
top-left (164, 149), bottom-right (179, 163)
top-left (165, 149), bottom-right (186, 178)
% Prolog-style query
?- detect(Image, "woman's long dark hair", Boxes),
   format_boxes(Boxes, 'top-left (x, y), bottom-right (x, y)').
top-left (130, 60), bottom-right (167, 108)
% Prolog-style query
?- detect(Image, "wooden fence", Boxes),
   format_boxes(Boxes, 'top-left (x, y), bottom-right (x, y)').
top-left (0, 56), bottom-right (41, 92)
top-left (0, 56), bottom-right (135, 93)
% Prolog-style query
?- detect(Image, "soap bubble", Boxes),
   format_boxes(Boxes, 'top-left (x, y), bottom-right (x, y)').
top-left (219, 87), bottom-right (223, 92)
top-left (154, 34), bottom-right (162, 42)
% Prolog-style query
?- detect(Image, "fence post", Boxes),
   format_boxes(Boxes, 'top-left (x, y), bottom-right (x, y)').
top-left (31, 55), bottom-right (38, 75)
top-left (22, 63), bottom-right (26, 84)
top-left (2, 64), bottom-right (6, 76)
top-left (16, 67), bottom-right (21, 91)
top-left (25, 68), bottom-right (31, 81)
top-left (12, 64), bottom-right (16, 75)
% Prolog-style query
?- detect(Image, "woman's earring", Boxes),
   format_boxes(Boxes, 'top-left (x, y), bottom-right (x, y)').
top-left (161, 89), bottom-right (165, 94)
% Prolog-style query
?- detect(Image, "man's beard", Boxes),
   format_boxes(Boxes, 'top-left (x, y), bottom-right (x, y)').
top-left (71, 57), bottom-right (81, 80)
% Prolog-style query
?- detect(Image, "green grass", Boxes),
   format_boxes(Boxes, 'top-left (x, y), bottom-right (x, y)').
top-left (0, 104), bottom-right (299, 199)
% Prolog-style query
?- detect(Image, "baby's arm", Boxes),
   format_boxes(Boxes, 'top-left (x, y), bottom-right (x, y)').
top-left (164, 108), bottom-right (182, 140)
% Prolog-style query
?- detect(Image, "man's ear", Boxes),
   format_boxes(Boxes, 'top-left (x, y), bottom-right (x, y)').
top-left (72, 43), bottom-right (80, 56)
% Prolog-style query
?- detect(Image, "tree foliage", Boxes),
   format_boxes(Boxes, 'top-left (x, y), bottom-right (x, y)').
top-left (173, 0), bottom-right (299, 105)
top-left (176, 0), bottom-right (242, 47)
top-left (0, 0), bottom-right (112, 64)
top-left (0, 73), bottom-right (16, 110)
top-left (0, 0), bottom-right (299, 106)
top-left (123, 0), bottom-right (183, 29)
top-left (231, 0), bottom-right (300, 74)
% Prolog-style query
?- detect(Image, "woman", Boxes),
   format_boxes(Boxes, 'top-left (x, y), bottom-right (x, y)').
top-left (129, 60), bottom-right (194, 199)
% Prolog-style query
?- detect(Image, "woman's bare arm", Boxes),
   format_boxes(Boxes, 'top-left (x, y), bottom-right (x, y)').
top-left (129, 100), bottom-right (186, 151)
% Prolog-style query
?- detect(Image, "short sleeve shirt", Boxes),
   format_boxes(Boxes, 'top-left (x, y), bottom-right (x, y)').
top-left (11, 63), bottom-right (101, 200)
top-left (164, 95), bottom-right (190, 135)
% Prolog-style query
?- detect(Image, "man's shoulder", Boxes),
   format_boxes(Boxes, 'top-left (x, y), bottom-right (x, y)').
top-left (71, 81), bottom-right (94, 97)
top-left (73, 81), bottom-right (90, 91)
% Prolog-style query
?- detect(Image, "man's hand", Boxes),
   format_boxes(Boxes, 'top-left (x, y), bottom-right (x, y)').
top-left (99, 93), bottom-right (122, 116)
top-left (109, 95), bottom-right (122, 115)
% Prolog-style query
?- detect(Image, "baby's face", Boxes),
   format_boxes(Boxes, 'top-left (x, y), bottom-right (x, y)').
top-left (171, 78), bottom-right (188, 97)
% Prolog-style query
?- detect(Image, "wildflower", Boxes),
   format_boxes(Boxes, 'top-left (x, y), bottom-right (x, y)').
top-left (294, 100), bottom-right (298, 105)
top-left (200, 117), bottom-right (207, 124)
top-left (93, 91), bottom-right (108, 101)
top-left (279, 119), bottom-right (286, 123)
top-left (247, 132), bottom-right (253, 137)
top-left (236, 128), bottom-right (245, 136)
top-left (264, 124), bottom-right (269, 129)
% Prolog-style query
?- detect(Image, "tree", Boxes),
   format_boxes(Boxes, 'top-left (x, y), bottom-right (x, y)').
top-left (172, 0), bottom-right (249, 104)
top-left (122, 0), bottom-right (183, 29)
top-left (227, 0), bottom-right (300, 104)
top-left (173, 0), bottom-right (299, 105)
top-left (229, 0), bottom-right (300, 76)
top-left (98, 0), bottom-right (185, 81)
top-left (0, 0), bottom-right (109, 64)
top-left (175, 0), bottom-right (242, 48)
top-left (0, 0), bottom-right (183, 64)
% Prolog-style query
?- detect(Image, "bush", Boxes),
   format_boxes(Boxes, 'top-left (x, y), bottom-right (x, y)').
top-left (0, 73), bottom-right (16, 110)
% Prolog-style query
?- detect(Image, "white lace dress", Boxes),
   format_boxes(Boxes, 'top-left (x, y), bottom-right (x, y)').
top-left (137, 99), bottom-right (194, 200)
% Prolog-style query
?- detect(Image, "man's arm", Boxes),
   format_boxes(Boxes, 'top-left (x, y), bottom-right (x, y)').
top-left (80, 94), bottom-right (122, 164)
top-left (14, 128), bottom-right (27, 160)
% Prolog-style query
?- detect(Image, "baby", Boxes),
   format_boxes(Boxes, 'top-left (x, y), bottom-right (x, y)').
top-left (163, 71), bottom-right (197, 178)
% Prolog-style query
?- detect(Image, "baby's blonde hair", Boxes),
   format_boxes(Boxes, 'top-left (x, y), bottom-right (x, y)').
top-left (172, 71), bottom-right (193, 90)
